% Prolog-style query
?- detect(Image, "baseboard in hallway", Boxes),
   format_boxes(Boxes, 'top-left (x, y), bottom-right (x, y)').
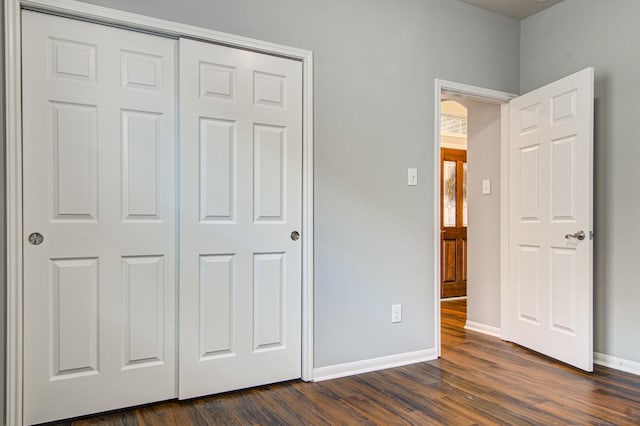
top-left (440, 296), bottom-right (467, 301)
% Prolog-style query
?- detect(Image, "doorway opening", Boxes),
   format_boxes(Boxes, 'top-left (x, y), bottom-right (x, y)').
top-left (440, 100), bottom-right (468, 300)
top-left (435, 69), bottom-right (595, 371)
top-left (433, 80), bottom-right (516, 355)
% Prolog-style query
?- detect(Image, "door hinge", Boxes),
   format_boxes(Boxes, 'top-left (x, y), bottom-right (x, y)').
top-left (590, 231), bottom-right (594, 240)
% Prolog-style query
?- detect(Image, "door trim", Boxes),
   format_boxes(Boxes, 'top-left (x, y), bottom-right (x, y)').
top-left (433, 79), bottom-right (516, 357)
top-left (5, 1), bottom-right (314, 424)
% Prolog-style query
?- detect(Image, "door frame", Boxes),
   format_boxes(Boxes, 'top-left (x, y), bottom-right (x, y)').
top-left (433, 79), bottom-right (516, 356)
top-left (5, 1), bottom-right (315, 424)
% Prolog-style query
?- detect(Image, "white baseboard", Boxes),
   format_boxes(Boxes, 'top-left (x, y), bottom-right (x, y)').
top-left (440, 296), bottom-right (467, 301)
top-left (464, 320), bottom-right (501, 338)
top-left (313, 348), bottom-right (437, 382)
top-left (594, 352), bottom-right (640, 376)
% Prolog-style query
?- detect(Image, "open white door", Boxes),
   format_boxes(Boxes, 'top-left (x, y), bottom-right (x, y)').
top-left (507, 68), bottom-right (594, 371)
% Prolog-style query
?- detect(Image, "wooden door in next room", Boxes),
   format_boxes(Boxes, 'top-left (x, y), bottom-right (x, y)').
top-left (441, 148), bottom-right (467, 298)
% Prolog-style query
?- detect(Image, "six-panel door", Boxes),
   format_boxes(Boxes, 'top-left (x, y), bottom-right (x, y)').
top-left (22, 11), bottom-right (177, 424)
top-left (508, 68), bottom-right (594, 371)
top-left (178, 39), bottom-right (303, 399)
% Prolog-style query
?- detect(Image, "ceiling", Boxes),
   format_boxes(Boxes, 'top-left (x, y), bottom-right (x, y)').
top-left (457, 0), bottom-right (564, 20)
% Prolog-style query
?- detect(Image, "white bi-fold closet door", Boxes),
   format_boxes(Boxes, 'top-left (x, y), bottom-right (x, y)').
top-left (22, 11), bottom-right (303, 425)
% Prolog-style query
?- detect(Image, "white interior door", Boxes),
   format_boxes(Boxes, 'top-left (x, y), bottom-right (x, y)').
top-left (22, 11), bottom-right (177, 424)
top-left (178, 39), bottom-right (303, 399)
top-left (507, 68), bottom-right (594, 371)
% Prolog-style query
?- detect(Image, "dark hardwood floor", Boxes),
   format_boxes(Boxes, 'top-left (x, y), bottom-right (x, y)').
top-left (53, 299), bottom-right (640, 425)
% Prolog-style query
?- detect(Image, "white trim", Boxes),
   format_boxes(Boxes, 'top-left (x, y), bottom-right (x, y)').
top-left (440, 296), bottom-right (467, 302)
top-left (464, 321), bottom-right (501, 338)
top-left (5, 0), bottom-right (23, 425)
top-left (312, 349), bottom-right (437, 382)
top-left (439, 142), bottom-right (468, 151)
top-left (301, 53), bottom-right (315, 382)
top-left (499, 104), bottom-right (510, 340)
top-left (433, 79), bottom-right (516, 360)
top-left (440, 132), bottom-right (467, 139)
top-left (594, 352), bottom-right (640, 376)
top-left (6, 1), bottom-right (315, 423)
top-left (21, 0), bottom-right (310, 60)
top-left (433, 80), bottom-right (442, 358)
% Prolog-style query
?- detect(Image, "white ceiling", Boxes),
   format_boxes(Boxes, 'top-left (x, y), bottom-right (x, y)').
top-left (458, 0), bottom-right (564, 20)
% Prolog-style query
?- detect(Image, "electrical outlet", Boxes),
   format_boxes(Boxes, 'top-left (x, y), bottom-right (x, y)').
top-left (391, 304), bottom-right (402, 323)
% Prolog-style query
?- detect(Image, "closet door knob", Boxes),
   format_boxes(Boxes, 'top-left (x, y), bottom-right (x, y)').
top-left (28, 232), bottom-right (44, 246)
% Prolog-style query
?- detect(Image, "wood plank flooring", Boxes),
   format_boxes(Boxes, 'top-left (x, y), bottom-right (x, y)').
top-left (50, 299), bottom-right (640, 425)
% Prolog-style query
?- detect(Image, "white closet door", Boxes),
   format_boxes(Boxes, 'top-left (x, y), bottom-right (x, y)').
top-left (22, 11), bottom-right (177, 424)
top-left (179, 39), bottom-right (303, 399)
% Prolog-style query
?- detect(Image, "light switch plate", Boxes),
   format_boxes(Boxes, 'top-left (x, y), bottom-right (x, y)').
top-left (482, 179), bottom-right (491, 195)
top-left (408, 168), bottom-right (418, 186)
top-left (391, 304), bottom-right (402, 323)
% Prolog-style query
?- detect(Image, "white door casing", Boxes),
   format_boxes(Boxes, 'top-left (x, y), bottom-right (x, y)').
top-left (22, 11), bottom-right (177, 424)
top-left (178, 39), bottom-right (303, 399)
top-left (507, 68), bottom-right (594, 371)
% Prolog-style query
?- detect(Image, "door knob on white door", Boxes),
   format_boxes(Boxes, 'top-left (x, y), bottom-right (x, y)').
top-left (291, 231), bottom-right (300, 241)
top-left (28, 232), bottom-right (44, 245)
top-left (565, 230), bottom-right (585, 241)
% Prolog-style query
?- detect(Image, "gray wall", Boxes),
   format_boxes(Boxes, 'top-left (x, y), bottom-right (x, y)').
top-left (521, 0), bottom-right (640, 364)
top-left (465, 100), bottom-right (501, 329)
top-left (62, 0), bottom-right (520, 368)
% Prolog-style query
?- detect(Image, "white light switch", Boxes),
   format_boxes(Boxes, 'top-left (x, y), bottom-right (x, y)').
top-left (408, 168), bottom-right (418, 186)
top-left (482, 180), bottom-right (491, 195)
top-left (391, 304), bottom-right (402, 323)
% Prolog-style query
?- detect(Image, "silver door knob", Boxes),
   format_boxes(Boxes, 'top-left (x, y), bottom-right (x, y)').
top-left (564, 230), bottom-right (585, 241)
top-left (28, 232), bottom-right (44, 245)
top-left (291, 231), bottom-right (300, 241)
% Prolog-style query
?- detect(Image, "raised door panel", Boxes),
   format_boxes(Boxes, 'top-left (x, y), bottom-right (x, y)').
top-left (51, 258), bottom-right (99, 378)
top-left (199, 62), bottom-right (236, 101)
top-left (518, 103), bottom-right (540, 135)
top-left (253, 253), bottom-right (285, 351)
top-left (121, 50), bottom-right (162, 91)
top-left (50, 37), bottom-right (97, 82)
top-left (122, 110), bottom-right (163, 220)
top-left (516, 245), bottom-right (540, 324)
top-left (200, 254), bottom-right (236, 359)
top-left (200, 118), bottom-right (237, 222)
top-left (51, 102), bottom-right (98, 221)
top-left (253, 71), bottom-right (285, 108)
top-left (550, 90), bottom-right (576, 124)
top-left (550, 136), bottom-right (577, 222)
top-left (550, 248), bottom-right (577, 335)
top-left (518, 145), bottom-right (540, 222)
top-left (122, 256), bottom-right (166, 368)
top-left (442, 240), bottom-right (457, 282)
top-left (459, 239), bottom-right (467, 282)
top-left (254, 124), bottom-right (286, 222)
